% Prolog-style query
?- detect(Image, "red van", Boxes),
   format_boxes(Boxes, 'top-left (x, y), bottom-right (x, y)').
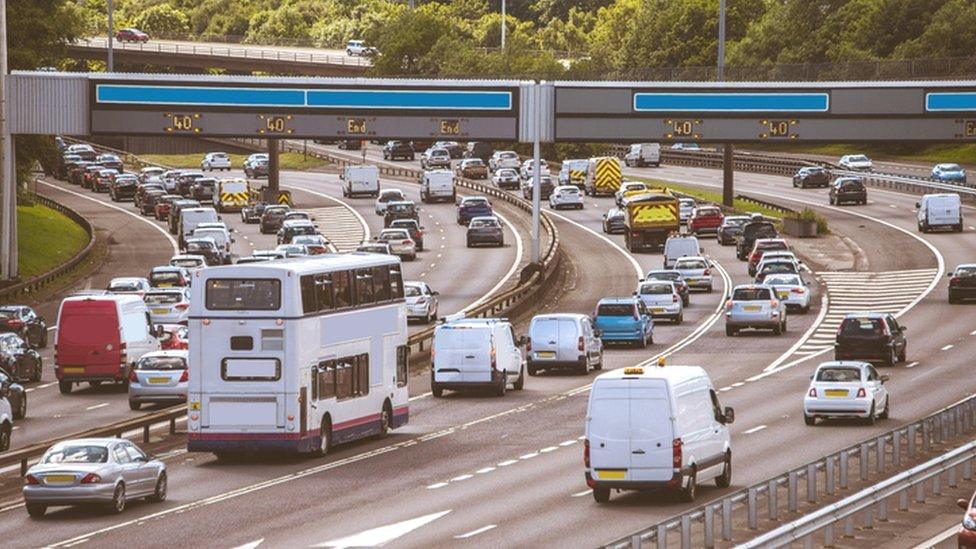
top-left (54, 294), bottom-right (161, 394)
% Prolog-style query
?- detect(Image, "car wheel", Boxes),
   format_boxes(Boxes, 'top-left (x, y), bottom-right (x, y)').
top-left (129, 400), bottom-right (141, 411)
top-left (378, 404), bottom-right (392, 437)
top-left (40, 331), bottom-right (48, 349)
top-left (495, 373), bottom-right (507, 397)
top-left (148, 473), bottom-right (167, 503)
top-left (804, 414), bottom-right (816, 426)
top-left (725, 326), bottom-right (735, 337)
top-left (880, 397), bottom-right (890, 420)
top-left (514, 369), bottom-right (525, 390)
top-left (715, 452), bottom-right (732, 488)
top-left (773, 323), bottom-right (782, 335)
top-left (109, 483), bottom-right (126, 514)
top-left (679, 468), bottom-right (697, 502)
top-left (898, 347), bottom-right (906, 363)
top-left (682, 296), bottom-right (689, 307)
top-left (593, 487), bottom-right (611, 503)
top-left (32, 360), bottom-right (42, 382)
top-left (866, 402), bottom-right (877, 426)
top-left (801, 304), bottom-right (811, 314)
top-left (527, 363), bottom-right (538, 376)
top-left (14, 394), bottom-right (26, 420)
top-left (58, 380), bottom-right (72, 394)
top-left (887, 348), bottom-right (897, 367)
top-left (26, 503), bottom-right (46, 518)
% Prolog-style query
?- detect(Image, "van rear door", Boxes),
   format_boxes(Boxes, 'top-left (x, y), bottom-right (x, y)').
top-left (628, 380), bottom-right (676, 482)
top-left (57, 300), bottom-right (121, 378)
top-left (588, 379), bottom-right (631, 473)
top-left (435, 326), bottom-right (491, 383)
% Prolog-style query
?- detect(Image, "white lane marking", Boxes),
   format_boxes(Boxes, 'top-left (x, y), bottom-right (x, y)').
top-left (38, 180), bottom-right (178, 254)
top-left (571, 489), bottom-right (593, 498)
top-left (475, 467), bottom-right (496, 474)
top-left (85, 402), bottom-right (110, 411)
top-left (408, 392), bottom-right (432, 402)
top-left (743, 425), bottom-right (768, 435)
top-left (559, 440), bottom-right (578, 447)
top-left (454, 525), bottom-right (497, 539)
top-left (906, 361), bottom-right (920, 369)
top-left (232, 539), bottom-right (264, 549)
top-left (539, 446), bottom-right (558, 453)
top-left (911, 523), bottom-right (959, 549)
top-left (498, 459), bottom-right (518, 467)
top-left (282, 184), bottom-right (370, 247)
top-left (971, 330), bottom-right (976, 336)
top-left (543, 209), bottom-right (642, 277)
top-left (941, 344), bottom-right (954, 351)
top-left (719, 387), bottom-right (732, 392)
top-left (314, 510), bottom-right (451, 548)
top-left (460, 210), bottom-right (523, 314)
top-left (519, 452), bottom-right (539, 460)
top-left (450, 474), bottom-right (473, 482)
top-left (426, 482), bottom-right (448, 490)
top-left (731, 382), bottom-right (744, 388)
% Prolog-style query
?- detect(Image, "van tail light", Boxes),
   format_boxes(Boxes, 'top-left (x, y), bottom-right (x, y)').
top-left (129, 369), bottom-right (138, 382)
top-left (578, 336), bottom-right (585, 352)
top-left (856, 388), bottom-right (867, 398)
top-left (808, 388), bottom-right (817, 398)
top-left (24, 474), bottom-right (39, 485)
top-left (81, 473), bottom-right (102, 484)
top-left (584, 439), bottom-right (591, 468)
top-left (672, 438), bottom-right (683, 469)
top-left (673, 294), bottom-right (679, 303)
top-left (526, 338), bottom-right (532, 352)
top-left (179, 369), bottom-right (189, 382)
top-left (490, 346), bottom-right (497, 372)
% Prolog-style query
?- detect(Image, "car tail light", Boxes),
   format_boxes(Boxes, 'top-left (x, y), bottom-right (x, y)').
top-left (24, 474), bottom-right (39, 485)
top-left (81, 473), bottom-right (102, 484)
top-left (179, 369), bottom-right (189, 382)
top-left (725, 299), bottom-right (733, 312)
top-left (750, 251), bottom-right (761, 262)
top-left (856, 388), bottom-right (867, 398)
top-left (5, 319), bottom-right (23, 328)
top-left (129, 369), bottom-right (138, 382)
top-left (526, 338), bottom-right (532, 352)
top-left (175, 303), bottom-right (189, 310)
top-left (584, 439), bottom-right (591, 468)
top-left (402, 240), bottom-right (412, 245)
top-left (703, 268), bottom-right (711, 276)
top-left (950, 277), bottom-right (960, 286)
top-left (633, 305), bottom-right (640, 321)
top-left (808, 388), bottom-right (817, 398)
top-left (771, 300), bottom-right (780, 308)
top-left (792, 288), bottom-right (805, 294)
top-left (673, 294), bottom-right (679, 303)
top-left (578, 336), bottom-right (585, 352)
top-left (672, 438), bottom-right (683, 469)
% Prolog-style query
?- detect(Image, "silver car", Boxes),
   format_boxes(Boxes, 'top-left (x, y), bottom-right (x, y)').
top-left (404, 281), bottom-right (439, 323)
top-left (764, 273), bottom-right (812, 313)
top-left (678, 197), bottom-right (696, 223)
top-left (673, 256), bottom-right (713, 292)
top-left (549, 185), bottom-right (584, 210)
top-left (23, 438), bottom-right (167, 517)
top-left (377, 228), bottom-right (417, 261)
top-left (635, 280), bottom-right (683, 323)
top-left (128, 350), bottom-right (189, 410)
top-left (725, 284), bottom-right (787, 336)
top-left (144, 288), bottom-right (191, 324)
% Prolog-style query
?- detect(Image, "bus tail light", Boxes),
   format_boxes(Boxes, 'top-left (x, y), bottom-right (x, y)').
top-left (578, 336), bottom-right (585, 352)
top-left (672, 438), bottom-right (683, 469)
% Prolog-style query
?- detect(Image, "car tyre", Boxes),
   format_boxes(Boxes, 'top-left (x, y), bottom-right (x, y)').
top-left (773, 322), bottom-right (782, 336)
top-left (431, 384), bottom-right (444, 398)
top-left (593, 487), bottom-right (611, 503)
top-left (880, 398), bottom-right (890, 420)
top-left (109, 483), bottom-right (126, 514)
top-left (679, 469), bottom-right (697, 502)
top-left (495, 373), bottom-right (507, 397)
top-left (31, 360), bottom-right (42, 382)
top-left (514, 369), bottom-right (525, 390)
top-left (14, 394), bottom-right (26, 420)
top-left (804, 414), bottom-right (816, 426)
top-left (26, 503), bottom-right (46, 518)
top-left (58, 380), bottom-right (72, 394)
top-left (715, 452), bottom-right (732, 488)
top-left (887, 348), bottom-right (897, 367)
top-left (148, 473), bottom-right (167, 503)
top-left (725, 325), bottom-right (735, 337)
top-left (129, 400), bottom-right (141, 411)
top-left (674, 312), bottom-right (683, 324)
top-left (866, 402), bottom-right (877, 425)
top-left (898, 347), bottom-right (906, 363)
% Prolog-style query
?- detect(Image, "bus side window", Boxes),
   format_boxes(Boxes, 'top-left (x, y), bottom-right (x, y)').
top-left (333, 271), bottom-right (352, 309)
top-left (315, 273), bottom-right (334, 312)
top-left (301, 275), bottom-right (317, 314)
top-left (355, 353), bottom-right (369, 396)
top-left (315, 360), bottom-right (336, 400)
top-left (372, 266), bottom-right (391, 301)
top-left (396, 345), bottom-right (408, 387)
top-left (355, 268), bottom-right (374, 305)
top-left (335, 360), bottom-right (354, 399)
top-left (389, 266), bottom-right (403, 299)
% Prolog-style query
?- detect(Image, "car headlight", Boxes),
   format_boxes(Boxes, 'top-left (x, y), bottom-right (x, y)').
top-left (964, 514), bottom-right (976, 531)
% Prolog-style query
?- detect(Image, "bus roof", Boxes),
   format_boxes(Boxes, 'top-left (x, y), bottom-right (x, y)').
top-left (197, 253), bottom-right (400, 278)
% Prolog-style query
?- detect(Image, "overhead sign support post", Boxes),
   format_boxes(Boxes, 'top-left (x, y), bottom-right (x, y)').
top-left (0, 0), bottom-right (13, 280)
top-left (519, 82), bottom-right (554, 265)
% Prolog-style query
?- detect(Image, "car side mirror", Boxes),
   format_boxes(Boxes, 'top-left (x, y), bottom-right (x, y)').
top-left (809, 374), bottom-right (815, 380)
top-left (915, 202), bottom-right (920, 209)
top-left (421, 226), bottom-right (426, 230)
top-left (723, 407), bottom-right (735, 424)
top-left (154, 325), bottom-right (165, 338)
top-left (958, 499), bottom-right (970, 510)
top-left (0, 385), bottom-right (9, 398)
top-left (900, 326), bottom-right (908, 332)
top-left (948, 272), bottom-right (953, 278)
top-left (880, 374), bottom-right (890, 383)
top-left (231, 238), bottom-right (236, 243)
top-left (218, 216), bottom-right (223, 221)
top-left (632, 291), bottom-right (638, 297)
top-left (431, 291), bottom-right (440, 296)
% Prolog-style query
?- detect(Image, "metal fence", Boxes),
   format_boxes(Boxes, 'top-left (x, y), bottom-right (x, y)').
top-left (605, 396), bottom-right (976, 548)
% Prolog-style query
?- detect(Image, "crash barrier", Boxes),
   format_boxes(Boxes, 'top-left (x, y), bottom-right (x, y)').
top-left (605, 395), bottom-right (976, 548)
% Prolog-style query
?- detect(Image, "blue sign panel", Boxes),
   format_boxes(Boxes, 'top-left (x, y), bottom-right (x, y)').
top-left (925, 92), bottom-right (976, 111)
top-left (306, 89), bottom-right (511, 110)
top-left (96, 85), bottom-right (306, 107)
top-left (633, 92), bottom-right (830, 112)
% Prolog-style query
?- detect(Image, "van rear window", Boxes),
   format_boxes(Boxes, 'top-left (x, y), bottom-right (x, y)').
top-left (206, 279), bottom-right (280, 311)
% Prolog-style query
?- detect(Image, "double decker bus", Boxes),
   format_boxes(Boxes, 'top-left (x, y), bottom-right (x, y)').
top-left (186, 254), bottom-right (410, 457)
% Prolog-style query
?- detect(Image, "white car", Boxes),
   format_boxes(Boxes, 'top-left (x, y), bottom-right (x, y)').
top-left (755, 259), bottom-right (801, 284)
top-left (144, 287), bottom-right (191, 324)
top-left (377, 228), bottom-right (416, 261)
top-left (489, 150), bottom-right (520, 172)
top-left (345, 39), bottom-right (373, 56)
top-left (838, 154), bottom-right (874, 171)
top-left (375, 189), bottom-right (406, 215)
top-left (678, 197), bottom-right (696, 223)
top-left (275, 243), bottom-right (309, 258)
top-left (548, 185), bottom-right (584, 210)
top-left (635, 279), bottom-right (683, 323)
top-left (201, 152), bottom-right (231, 171)
top-left (803, 361), bottom-right (889, 426)
top-left (764, 273), bottom-right (812, 313)
top-left (169, 254), bottom-right (208, 271)
top-left (615, 181), bottom-right (649, 207)
top-left (673, 256), bottom-right (712, 292)
top-left (520, 158), bottom-right (550, 180)
top-left (491, 168), bottom-right (520, 190)
top-left (404, 282), bottom-right (439, 323)
top-left (106, 277), bottom-right (151, 297)
top-left (0, 393), bottom-right (12, 451)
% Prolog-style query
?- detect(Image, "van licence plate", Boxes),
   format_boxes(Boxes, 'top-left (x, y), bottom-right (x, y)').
top-left (652, 307), bottom-right (666, 314)
top-left (597, 470), bottom-right (626, 480)
top-left (777, 291), bottom-right (789, 299)
top-left (152, 308), bottom-right (169, 315)
top-left (743, 305), bottom-right (761, 312)
top-left (536, 352), bottom-right (556, 359)
top-left (62, 367), bottom-right (85, 375)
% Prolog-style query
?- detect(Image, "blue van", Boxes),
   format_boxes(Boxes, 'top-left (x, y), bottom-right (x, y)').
top-left (593, 298), bottom-right (654, 347)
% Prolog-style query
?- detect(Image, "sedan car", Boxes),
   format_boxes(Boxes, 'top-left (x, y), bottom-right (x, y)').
top-left (0, 305), bottom-right (47, 348)
top-left (376, 228), bottom-right (417, 260)
top-left (635, 280), bottom-right (683, 324)
top-left (793, 166), bottom-right (831, 188)
top-left (755, 259), bottom-right (801, 284)
top-left (404, 282), bottom-right (439, 323)
top-left (375, 189), bottom-right (407, 216)
top-left (725, 284), bottom-right (787, 336)
top-left (109, 173), bottom-right (138, 201)
top-left (602, 207), bottom-right (626, 234)
top-left (764, 273), bottom-right (811, 313)
top-left (673, 256), bottom-right (713, 292)
top-left (201, 152), bottom-right (231, 171)
top-left (932, 163), bottom-right (967, 183)
top-left (0, 333), bottom-right (42, 382)
top-left (128, 350), bottom-right (189, 410)
top-left (0, 367), bottom-right (28, 419)
top-left (169, 254), bottom-right (207, 271)
top-left (644, 269), bottom-right (690, 306)
top-left (456, 158), bottom-right (488, 179)
top-left (687, 205), bottom-right (724, 234)
top-left (549, 185), bottom-right (584, 210)
top-left (829, 177), bottom-right (867, 205)
top-left (260, 205), bottom-right (291, 234)
top-left (803, 361), bottom-right (889, 425)
top-left (949, 263), bottom-right (976, 303)
top-left (834, 313), bottom-right (907, 366)
top-left (107, 277), bottom-right (151, 297)
top-left (838, 154), bottom-right (873, 171)
top-left (144, 288), bottom-right (191, 325)
top-left (389, 219), bottom-right (424, 250)
top-left (23, 438), bottom-right (167, 517)
top-left (491, 168), bottom-right (520, 190)
top-left (520, 158), bottom-right (550, 180)
top-left (115, 27), bottom-right (149, 42)
top-left (678, 197), bottom-right (697, 224)
top-left (466, 216), bottom-right (504, 247)
top-left (420, 148), bottom-right (452, 170)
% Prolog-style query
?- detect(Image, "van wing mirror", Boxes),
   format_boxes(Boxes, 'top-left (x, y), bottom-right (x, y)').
top-left (959, 499), bottom-right (970, 510)
top-left (880, 374), bottom-right (890, 383)
top-left (723, 407), bottom-right (735, 424)
top-left (593, 329), bottom-right (603, 338)
top-left (517, 336), bottom-right (528, 347)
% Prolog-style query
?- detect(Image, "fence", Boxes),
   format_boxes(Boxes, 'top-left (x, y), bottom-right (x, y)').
top-left (605, 396), bottom-right (976, 548)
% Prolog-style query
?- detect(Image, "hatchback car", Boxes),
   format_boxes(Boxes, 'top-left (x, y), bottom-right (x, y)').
top-left (457, 197), bottom-right (493, 225)
top-left (389, 218), bottom-right (424, 250)
top-left (829, 177), bottom-right (867, 205)
top-left (525, 313), bottom-right (603, 375)
top-left (190, 177), bottom-right (217, 203)
top-left (107, 277), bottom-right (151, 297)
top-left (457, 158), bottom-right (488, 179)
top-left (128, 350), bottom-right (189, 410)
top-left (291, 234), bottom-right (336, 254)
top-left (404, 282), bottom-right (439, 323)
top-left (687, 205), bottom-right (724, 234)
top-left (138, 189), bottom-right (166, 215)
top-left (356, 242), bottom-right (393, 255)
top-left (0, 366), bottom-right (28, 418)
top-left (522, 175), bottom-right (555, 201)
top-left (803, 361), bottom-right (889, 425)
top-left (520, 158), bottom-right (550, 180)
top-left (275, 244), bottom-right (310, 258)
top-left (549, 185), bottom-right (584, 210)
top-left (421, 148), bottom-right (452, 170)
top-left (0, 305), bottom-right (47, 348)
top-left (184, 237), bottom-right (222, 266)
top-left (763, 273), bottom-right (812, 313)
top-left (375, 189), bottom-right (407, 215)
top-left (23, 438), bottom-right (167, 517)
top-left (491, 168), bottom-right (520, 190)
top-left (678, 197), bottom-right (697, 223)
top-left (382, 140), bottom-right (415, 161)
top-left (602, 207), bottom-right (626, 234)
top-left (169, 254), bottom-right (208, 271)
top-left (466, 216), bottom-right (504, 247)
top-left (144, 288), bottom-right (191, 324)
top-left (644, 269), bottom-right (690, 306)
top-left (277, 219), bottom-right (318, 245)
top-left (384, 201), bottom-right (420, 227)
top-left (376, 228), bottom-right (417, 260)
top-left (725, 284), bottom-right (787, 336)
top-left (932, 163), bottom-right (967, 183)
top-left (592, 298), bottom-right (654, 347)
top-left (0, 333), bottom-right (43, 382)
top-left (240, 201), bottom-right (267, 224)
top-left (834, 313), bottom-right (907, 366)
top-left (108, 174), bottom-right (138, 202)
top-left (673, 256), bottom-right (713, 292)
top-left (949, 264), bottom-right (976, 303)
top-left (159, 324), bottom-right (189, 351)
top-left (748, 238), bottom-right (791, 276)
top-left (153, 194), bottom-right (183, 221)
top-left (838, 154), bottom-right (873, 171)
top-left (201, 152), bottom-right (231, 171)
top-left (93, 168), bottom-right (119, 193)
top-left (755, 259), bottom-right (801, 283)
top-left (489, 150), bottom-right (520, 172)
top-left (148, 266), bottom-right (190, 288)
top-left (793, 166), bottom-right (831, 188)
top-left (115, 27), bottom-right (149, 42)
top-left (635, 280), bottom-right (683, 324)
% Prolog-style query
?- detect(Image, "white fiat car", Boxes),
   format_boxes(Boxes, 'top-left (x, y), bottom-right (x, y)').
top-left (548, 185), bottom-right (584, 210)
top-left (803, 361), bottom-right (890, 426)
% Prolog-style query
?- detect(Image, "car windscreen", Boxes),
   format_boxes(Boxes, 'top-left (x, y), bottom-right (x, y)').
top-left (387, 204), bottom-right (414, 213)
top-left (732, 288), bottom-right (771, 301)
top-left (186, 242), bottom-right (215, 253)
top-left (135, 355), bottom-right (187, 370)
top-left (380, 231), bottom-right (410, 241)
top-left (816, 367), bottom-right (861, 382)
top-left (744, 223), bottom-right (777, 238)
top-left (676, 259), bottom-right (707, 270)
top-left (597, 304), bottom-right (635, 316)
top-left (840, 317), bottom-right (883, 335)
top-left (470, 219), bottom-right (499, 228)
top-left (108, 280), bottom-right (141, 291)
top-left (206, 278), bottom-right (281, 311)
top-left (145, 292), bottom-right (182, 305)
top-left (696, 208), bottom-right (720, 217)
top-left (379, 192), bottom-right (404, 202)
top-left (762, 263), bottom-right (796, 274)
top-left (497, 169), bottom-right (517, 177)
top-left (43, 445), bottom-right (108, 464)
top-left (640, 283), bottom-right (672, 295)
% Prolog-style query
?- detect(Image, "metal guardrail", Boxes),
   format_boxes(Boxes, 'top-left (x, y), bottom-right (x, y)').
top-left (605, 395), bottom-right (976, 548)
top-left (741, 440), bottom-right (976, 548)
top-left (0, 193), bottom-right (96, 304)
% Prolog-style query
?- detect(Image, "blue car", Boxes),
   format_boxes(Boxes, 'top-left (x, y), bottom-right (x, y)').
top-left (593, 298), bottom-right (654, 347)
top-left (932, 163), bottom-right (967, 184)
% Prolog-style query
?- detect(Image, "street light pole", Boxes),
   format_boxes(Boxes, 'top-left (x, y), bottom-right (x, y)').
top-left (501, 0), bottom-right (506, 50)
top-left (0, 0), bottom-right (13, 279)
top-left (107, 0), bottom-right (114, 71)
top-left (718, 0), bottom-right (734, 207)
top-left (717, 0), bottom-right (726, 81)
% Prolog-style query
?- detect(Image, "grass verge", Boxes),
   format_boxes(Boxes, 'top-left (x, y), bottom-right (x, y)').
top-left (139, 152), bottom-right (329, 171)
top-left (17, 203), bottom-right (90, 279)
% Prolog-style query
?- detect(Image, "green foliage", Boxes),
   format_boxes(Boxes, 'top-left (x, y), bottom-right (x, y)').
top-left (130, 4), bottom-right (191, 35)
top-left (17, 203), bottom-right (90, 279)
top-left (246, 5), bottom-right (311, 44)
top-left (785, 207), bottom-right (831, 235)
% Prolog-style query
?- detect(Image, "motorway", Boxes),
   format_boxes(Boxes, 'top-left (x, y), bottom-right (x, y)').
top-left (1, 143), bottom-right (974, 547)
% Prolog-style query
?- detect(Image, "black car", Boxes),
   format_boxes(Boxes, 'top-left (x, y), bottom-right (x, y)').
top-left (0, 333), bottom-right (42, 383)
top-left (260, 205), bottom-right (292, 234)
top-left (177, 172), bottom-right (205, 196)
top-left (383, 140), bottom-right (415, 161)
top-left (134, 183), bottom-right (166, 210)
top-left (191, 177), bottom-right (217, 203)
top-left (384, 201), bottom-right (420, 227)
top-left (242, 202), bottom-right (268, 224)
top-left (735, 219), bottom-right (779, 260)
top-left (948, 264), bottom-right (976, 303)
top-left (58, 154), bottom-right (82, 180)
top-left (93, 169), bottom-right (118, 193)
top-left (66, 160), bottom-right (91, 185)
top-left (109, 174), bottom-right (138, 201)
top-left (96, 153), bottom-right (124, 172)
top-left (466, 216), bottom-right (504, 247)
top-left (140, 189), bottom-right (167, 216)
top-left (389, 218), bottom-right (425, 250)
top-left (521, 175), bottom-right (555, 200)
top-left (793, 166), bottom-right (830, 188)
top-left (602, 207), bottom-right (626, 234)
top-left (337, 139), bottom-right (362, 150)
top-left (184, 238), bottom-right (222, 265)
top-left (834, 313), bottom-right (907, 367)
top-left (276, 220), bottom-right (318, 245)
top-left (0, 306), bottom-right (47, 348)
top-left (829, 177), bottom-right (867, 205)
top-left (244, 159), bottom-right (269, 179)
top-left (0, 367), bottom-right (27, 420)
top-left (644, 270), bottom-right (690, 306)
top-left (457, 198), bottom-right (493, 225)
top-left (717, 215), bottom-right (751, 245)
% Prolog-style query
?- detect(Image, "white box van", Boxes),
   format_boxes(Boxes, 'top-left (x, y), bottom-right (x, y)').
top-left (526, 314), bottom-right (603, 376)
top-left (916, 193), bottom-right (963, 233)
top-left (179, 207), bottom-right (220, 248)
top-left (431, 318), bottom-right (525, 397)
top-left (624, 143), bottom-right (661, 168)
top-left (421, 169), bottom-right (456, 203)
top-left (585, 363), bottom-right (734, 503)
top-left (663, 235), bottom-right (701, 269)
top-left (341, 165), bottom-right (380, 198)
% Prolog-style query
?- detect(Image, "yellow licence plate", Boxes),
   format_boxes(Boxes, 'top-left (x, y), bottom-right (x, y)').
top-left (652, 307), bottom-right (666, 313)
top-left (777, 291), bottom-right (789, 299)
top-left (148, 377), bottom-right (170, 384)
top-left (62, 367), bottom-right (85, 375)
top-left (825, 389), bottom-right (849, 397)
top-left (597, 470), bottom-right (626, 480)
top-left (152, 308), bottom-right (169, 315)
top-left (44, 475), bottom-right (75, 484)
top-left (536, 352), bottom-right (556, 359)
top-left (743, 306), bottom-right (761, 312)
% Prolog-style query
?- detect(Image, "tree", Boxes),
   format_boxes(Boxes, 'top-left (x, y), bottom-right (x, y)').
top-left (367, 8), bottom-right (451, 75)
top-left (130, 4), bottom-right (191, 36)
top-left (245, 5), bottom-right (311, 44)
top-left (895, 0), bottom-right (976, 59)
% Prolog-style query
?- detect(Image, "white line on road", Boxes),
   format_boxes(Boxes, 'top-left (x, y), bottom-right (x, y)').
top-left (906, 361), bottom-right (920, 369)
top-left (519, 452), bottom-right (539, 460)
top-left (450, 474), bottom-right (473, 482)
top-left (85, 402), bottom-right (110, 411)
top-left (941, 344), bottom-right (954, 351)
top-left (454, 524), bottom-right (497, 539)
top-left (743, 425), bottom-right (768, 435)
top-left (559, 440), bottom-right (578, 447)
top-left (475, 467), bottom-right (496, 474)
top-left (539, 446), bottom-right (558, 453)
top-left (571, 489), bottom-right (593, 498)
top-left (426, 482), bottom-right (448, 490)
top-left (497, 459), bottom-right (518, 467)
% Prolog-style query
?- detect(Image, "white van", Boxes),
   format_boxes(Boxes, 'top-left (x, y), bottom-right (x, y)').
top-left (179, 207), bottom-right (220, 247)
top-left (341, 165), bottom-right (380, 198)
top-left (663, 235), bottom-right (702, 269)
top-left (431, 318), bottom-right (525, 397)
top-left (585, 363), bottom-right (734, 503)
top-left (916, 193), bottom-right (963, 233)
top-left (624, 143), bottom-right (661, 168)
top-left (526, 314), bottom-right (603, 376)
top-left (421, 169), bottom-right (456, 203)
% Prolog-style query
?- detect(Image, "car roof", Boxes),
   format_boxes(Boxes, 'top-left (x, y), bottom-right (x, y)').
top-left (815, 360), bottom-right (870, 370)
top-left (597, 297), bottom-right (638, 305)
top-left (50, 438), bottom-right (130, 448)
top-left (842, 312), bottom-right (887, 319)
top-left (532, 313), bottom-right (587, 321)
top-left (732, 284), bottom-right (773, 291)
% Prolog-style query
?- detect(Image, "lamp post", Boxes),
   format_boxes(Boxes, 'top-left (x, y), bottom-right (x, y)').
top-left (718, 0), bottom-right (734, 207)
top-left (107, 0), bottom-right (114, 71)
top-left (0, 0), bottom-right (13, 279)
top-left (501, 0), bottom-right (506, 49)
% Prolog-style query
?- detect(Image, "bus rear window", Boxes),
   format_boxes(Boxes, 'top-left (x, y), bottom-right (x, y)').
top-left (206, 279), bottom-right (281, 311)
